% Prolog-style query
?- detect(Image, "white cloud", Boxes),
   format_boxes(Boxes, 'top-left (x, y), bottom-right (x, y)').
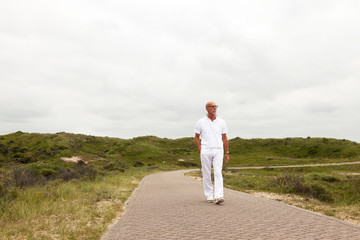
top-left (1, 0), bottom-right (360, 142)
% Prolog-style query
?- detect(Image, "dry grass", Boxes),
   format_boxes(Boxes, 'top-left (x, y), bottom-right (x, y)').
top-left (246, 190), bottom-right (360, 226)
top-left (186, 170), bottom-right (360, 227)
top-left (0, 169), bottom-right (151, 240)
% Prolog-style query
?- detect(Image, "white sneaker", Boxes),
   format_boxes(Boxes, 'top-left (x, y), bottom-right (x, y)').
top-left (206, 196), bottom-right (215, 203)
top-left (215, 197), bottom-right (224, 204)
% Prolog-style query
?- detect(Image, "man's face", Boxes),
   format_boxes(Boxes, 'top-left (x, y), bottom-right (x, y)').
top-left (206, 102), bottom-right (218, 115)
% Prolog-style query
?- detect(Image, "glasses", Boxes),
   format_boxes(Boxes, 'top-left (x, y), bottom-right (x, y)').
top-left (207, 105), bottom-right (218, 108)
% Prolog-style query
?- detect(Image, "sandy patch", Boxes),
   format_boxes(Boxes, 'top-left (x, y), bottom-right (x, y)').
top-left (246, 190), bottom-right (309, 203)
top-left (61, 156), bottom-right (109, 164)
top-left (339, 172), bottom-right (360, 176)
top-left (61, 156), bottom-right (87, 164)
top-left (130, 179), bottom-right (140, 185)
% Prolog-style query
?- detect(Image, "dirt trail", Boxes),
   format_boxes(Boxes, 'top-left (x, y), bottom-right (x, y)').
top-left (227, 161), bottom-right (360, 170)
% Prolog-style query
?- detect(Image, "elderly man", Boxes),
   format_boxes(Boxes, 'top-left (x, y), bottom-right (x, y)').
top-left (194, 101), bottom-right (229, 204)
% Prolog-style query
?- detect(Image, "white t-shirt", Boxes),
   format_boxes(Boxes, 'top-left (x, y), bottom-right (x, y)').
top-left (194, 116), bottom-right (228, 149)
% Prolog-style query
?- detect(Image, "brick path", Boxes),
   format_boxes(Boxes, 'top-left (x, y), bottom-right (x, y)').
top-left (102, 170), bottom-right (360, 240)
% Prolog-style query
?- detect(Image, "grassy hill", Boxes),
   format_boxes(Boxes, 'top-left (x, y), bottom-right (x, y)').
top-left (1, 131), bottom-right (359, 191)
top-left (1, 131), bottom-right (360, 239)
top-left (229, 137), bottom-right (360, 166)
top-left (0, 131), bottom-right (197, 166)
top-left (1, 131), bottom-right (359, 169)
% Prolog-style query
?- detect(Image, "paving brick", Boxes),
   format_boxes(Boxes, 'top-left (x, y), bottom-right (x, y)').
top-left (102, 170), bottom-right (360, 240)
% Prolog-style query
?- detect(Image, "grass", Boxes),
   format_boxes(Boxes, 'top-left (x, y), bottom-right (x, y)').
top-left (0, 132), bottom-right (202, 240)
top-left (1, 132), bottom-right (359, 169)
top-left (228, 154), bottom-right (360, 167)
top-left (0, 167), bottom-right (154, 240)
top-left (1, 131), bottom-right (360, 238)
top-left (226, 164), bottom-right (360, 205)
top-left (187, 164), bottom-right (360, 225)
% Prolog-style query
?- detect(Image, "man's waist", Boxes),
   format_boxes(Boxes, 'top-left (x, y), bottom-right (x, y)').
top-left (202, 146), bottom-right (223, 149)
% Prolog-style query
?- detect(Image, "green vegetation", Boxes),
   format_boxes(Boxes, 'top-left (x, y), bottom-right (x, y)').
top-left (225, 165), bottom-right (360, 223)
top-left (0, 168), bottom-right (149, 240)
top-left (0, 132), bottom-right (199, 240)
top-left (0, 131), bottom-right (199, 167)
top-left (1, 131), bottom-right (360, 238)
top-left (223, 165), bottom-right (360, 204)
top-left (188, 164), bottom-right (360, 224)
top-left (229, 137), bottom-right (360, 166)
top-left (1, 132), bottom-right (359, 171)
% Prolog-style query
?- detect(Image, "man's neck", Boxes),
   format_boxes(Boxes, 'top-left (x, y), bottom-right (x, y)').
top-left (207, 113), bottom-right (217, 121)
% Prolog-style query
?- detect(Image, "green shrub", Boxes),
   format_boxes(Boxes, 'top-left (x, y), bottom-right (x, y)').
top-left (177, 161), bottom-right (199, 167)
top-left (17, 153), bottom-right (33, 164)
top-left (349, 178), bottom-right (360, 194)
top-left (17, 147), bottom-right (29, 153)
top-left (308, 173), bottom-right (341, 183)
top-left (0, 143), bottom-right (8, 155)
top-left (102, 162), bottom-right (126, 172)
top-left (308, 183), bottom-right (334, 202)
top-left (271, 172), bottom-right (334, 202)
top-left (272, 173), bottom-right (309, 194)
top-left (0, 182), bottom-right (6, 198)
top-left (320, 175), bottom-right (341, 183)
top-left (73, 162), bottom-right (97, 180)
top-left (28, 162), bottom-right (58, 176)
top-left (56, 168), bottom-right (77, 181)
top-left (103, 163), bottom-right (116, 170)
top-left (133, 161), bottom-right (144, 167)
top-left (241, 179), bottom-right (256, 188)
top-left (13, 153), bottom-right (22, 159)
top-left (12, 168), bottom-right (44, 188)
top-left (40, 168), bottom-right (58, 178)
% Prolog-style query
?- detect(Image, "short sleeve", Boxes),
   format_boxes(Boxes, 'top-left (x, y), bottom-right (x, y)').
top-left (222, 120), bottom-right (228, 134)
top-left (194, 120), bottom-right (201, 134)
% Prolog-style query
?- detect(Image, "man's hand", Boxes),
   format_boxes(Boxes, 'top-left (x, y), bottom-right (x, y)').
top-left (222, 134), bottom-right (229, 164)
top-left (224, 153), bottom-right (230, 164)
top-left (195, 133), bottom-right (201, 153)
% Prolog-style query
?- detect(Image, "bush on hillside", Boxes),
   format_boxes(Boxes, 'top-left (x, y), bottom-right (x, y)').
top-left (4, 161), bottom-right (98, 191)
top-left (56, 168), bottom-right (77, 181)
top-left (229, 137), bottom-right (360, 158)
top-left (15, 153), bottom-right (34, 164)
top-left (0, 143), bottom-right (8, 155)
top-left (271, 173), bottom-right (307, 194)
top-left (308, 173), bottom-right (341, 183)
top-left (73, 161), bottom-right (97, 180)
top-left (133, 161), bottom-right (144, 167)
top-left (103, 162), bottom-right (126, 172)
top-left (270, 172), bottom-right (334, 202)
top-left (177, 161), bottom-right (199, 167)
top-left (12, 168), bottom-right (44, 188)
top-left (0, 182), bottom-right (6, 198)
top-left (40, 168), bottom-right (58, 178)
top-left (309, 182), bottom-right (334, 202)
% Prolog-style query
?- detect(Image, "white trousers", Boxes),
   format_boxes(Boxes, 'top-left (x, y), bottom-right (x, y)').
top-left (200, 148), bottom-right (224, 199)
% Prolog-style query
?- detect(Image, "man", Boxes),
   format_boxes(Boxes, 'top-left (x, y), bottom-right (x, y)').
top-left (194, 101), bottom-right (229, 204)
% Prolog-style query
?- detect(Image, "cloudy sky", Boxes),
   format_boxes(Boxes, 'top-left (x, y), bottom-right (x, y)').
top-left (1, 0), bottom-right (359, 142)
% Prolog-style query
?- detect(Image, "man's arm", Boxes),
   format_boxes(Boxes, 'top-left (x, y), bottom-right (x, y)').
top-left (222, 133), bottom-right (229, 164)
top-left (195, 133), bottom-right (201, 153)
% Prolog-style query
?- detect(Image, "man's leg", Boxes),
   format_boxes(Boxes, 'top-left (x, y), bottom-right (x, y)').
top-left (213, 149), bottom-right (224, 199)
top-left (200, 149), bottom-right (213, 199)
